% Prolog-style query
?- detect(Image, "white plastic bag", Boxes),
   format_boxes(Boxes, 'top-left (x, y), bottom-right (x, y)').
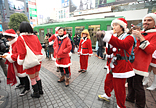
top-left (74, 47), bottom-right (78, 53)
top-left (21, 36), bottom-right (40, 70)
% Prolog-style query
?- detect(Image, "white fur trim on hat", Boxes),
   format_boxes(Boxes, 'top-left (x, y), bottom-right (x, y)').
top-left (111, 19), bottom-right (127, 31)
top-left (3, 32), bottom-right (18, 37)
top-left (143, 13), bottom-right (156, 25)
top-left (55, 27), bottom-right (60, 31)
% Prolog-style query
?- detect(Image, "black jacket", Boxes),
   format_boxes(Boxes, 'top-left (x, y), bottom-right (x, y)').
top-left (0, 39), bottom-right (6, 55)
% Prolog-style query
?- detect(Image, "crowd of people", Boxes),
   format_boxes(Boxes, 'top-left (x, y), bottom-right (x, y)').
top-left (0, 12), bottom-right (156, 108)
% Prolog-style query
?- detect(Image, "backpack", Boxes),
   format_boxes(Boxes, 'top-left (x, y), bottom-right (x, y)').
top-left (123, 34), bottom-right (137, 63)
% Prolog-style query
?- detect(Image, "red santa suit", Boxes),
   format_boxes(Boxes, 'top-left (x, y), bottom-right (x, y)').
top-left (17, 33), bottom-right (43, 74)
top-left (102, 31), bottom-right (135, 108)
top-left (78, 35), bottom-right (93, 71)
top-left (53, 34), bottom-right (72, 67)
top-left (3, 30), bottom-right (27, 85)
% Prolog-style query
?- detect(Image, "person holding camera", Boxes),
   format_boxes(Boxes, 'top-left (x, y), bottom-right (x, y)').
top-left (126, 13), bottom-right (156, 108)
top-left (98, 18), bottom-right (135, 108)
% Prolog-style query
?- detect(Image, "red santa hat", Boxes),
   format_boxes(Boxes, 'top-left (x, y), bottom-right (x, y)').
top-left (142, 13), bottom-right (156, 25)
top-left (3, 29), bottom-right (18, 37)
top-left (55, 27), bottom-right (60, 31)
top-left (111, 18), bottom-right (128, 32)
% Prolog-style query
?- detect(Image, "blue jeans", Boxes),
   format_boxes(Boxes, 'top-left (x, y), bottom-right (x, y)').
top-left (97, 46), bottom-right (104, 58)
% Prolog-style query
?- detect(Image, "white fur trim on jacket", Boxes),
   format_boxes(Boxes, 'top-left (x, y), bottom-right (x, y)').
top-left (52, 57), bottom-right (56, 61)
top-left (58, 34), bottom-right (68, 40)
top-left (152, 50), bottom-right (156, 59)
top-left (106, 54), bottom-right (113, 58)
top-left (55, 62), bottom-right (72, 68)
top-left (7, 37), bottom-right (17, 45)
top-left (103, 31), bottom-right (112, 43)
top-left (150, 63), bottom-right (156, 67)
top-left (113, 71), bottom-right (135, 78)
top-left (6, 54), bottom-right (14, 63)
top-left (145, 29), bottom-right (156, 33)
top-left (20, 33), bottom-right (33, 36)
top-left (139, 40), bottom-right (150, 50)
top-left (17, 55), bottom-right (24, 65)
top-left (133, 68), bottom-right (149, 77)
top-left (13, 64), bottom-right (27, 77)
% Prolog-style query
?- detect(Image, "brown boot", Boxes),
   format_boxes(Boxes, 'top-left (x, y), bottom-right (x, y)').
top-left (58, 75), bottom-right (65, 83)
top-left (65, 78), bottom-right (69, 87)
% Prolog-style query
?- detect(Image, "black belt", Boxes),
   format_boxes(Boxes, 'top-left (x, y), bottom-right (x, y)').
top-left (117, 56), bottom-right (129, 60)
top-left (82, 48), bottom-right (88, 49)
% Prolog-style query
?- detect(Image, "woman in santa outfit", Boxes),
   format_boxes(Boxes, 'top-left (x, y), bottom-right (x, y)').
top-left (3, 29), bottom-right (30, 96)
top-left (78, 29), bottom-right (93, 73)
top-left (53, 27), bottom-right (72, 87)
top-left (98, 18), bottom-right (135, 108)
top-left (16, 21), bottom-right (44, 98)
top-left (143, 50), bottom-right (156, 90)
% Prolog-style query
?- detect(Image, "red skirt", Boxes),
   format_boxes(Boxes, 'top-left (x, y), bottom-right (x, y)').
top-left (55, 57), bottom-right (71, 68)
top-left (26, 63), bottom-right (41, 74)
top-left (150, 58), bottom-right (156, 67)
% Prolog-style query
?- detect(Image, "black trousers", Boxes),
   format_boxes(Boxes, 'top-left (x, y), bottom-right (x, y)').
top-left (127, 74), bottom-right (145, 108)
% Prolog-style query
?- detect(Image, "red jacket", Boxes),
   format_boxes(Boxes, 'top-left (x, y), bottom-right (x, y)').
top-left (48, 34), bottom-right (57, 45)
top-left (5, 37), bottom-right (27, 77)
top-left (53, 34), bottom-right (72, 58)
top-left (16, 33), bottom-right (43, 66)
top-left (103, 32), bottom-right (135, 78)
top-left (78, 38), bottom-right (93, 55)
top-left (132, 29), bottom-right (156, 77)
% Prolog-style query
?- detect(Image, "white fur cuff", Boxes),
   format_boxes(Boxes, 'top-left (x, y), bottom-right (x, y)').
top-left (6, 54), bottom-right (14, 63)
top-left (103, 32), bottom-right (112, 43)
top-left (139, 40), bottom-right (150, 50)
top-left (49, 41), bottom-right (54, 45)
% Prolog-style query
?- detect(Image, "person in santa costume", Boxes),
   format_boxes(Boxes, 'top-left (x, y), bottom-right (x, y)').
top-left (53, 27), bottom-right (72, 87)
top-left (3, 29), bottom-right (30, 96)
top-left (143, 50), bottom-right (156, 91)
top-left (98, 18), bottom-right (135, 108)
top-left (78, 29), bottom-right (93, 73)
top-left (126, 13), bottom-right (156, 108)
top-left (16, 21), bottom-right (44, 98)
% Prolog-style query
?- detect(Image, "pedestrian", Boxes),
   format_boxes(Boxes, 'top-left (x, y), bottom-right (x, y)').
top-left (16, 21), bottom-right (44, 98)
top-left (0, 33), bottom-right (8, 79)
top-left (33, 31), bottom-right (38, 36)
top-left (44, 34), bottom-right (49, 59)
top-left (73, 34), bottom-right (80, 53)
top-left (53, 27), bottom-right (72, 87)
top-left (68, 34), bottom-right (74, 53)
top-left (49, 27), bottom-right (60, 72)
top-left (48, 33), bottom-right (53, 60)
top-left (98, 18), bottom-right (135, 108)
top-left (78, 29), bottom-right (93, 73)
top-left (95, 31), bottom-right (106, 59)
top-left (143, 50), bottom-right (156, 91)
top-left (3, 29), bottom-right (30, 96)
top-left (126, 13), bottom-right (156, 108)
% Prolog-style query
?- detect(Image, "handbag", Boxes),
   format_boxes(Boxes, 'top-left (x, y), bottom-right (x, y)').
top-left (21, 36), bottom-right (40, 70)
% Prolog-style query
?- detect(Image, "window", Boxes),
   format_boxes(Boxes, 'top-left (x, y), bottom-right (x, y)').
top-left (47, 28), bottom-right (50, 33)
top-left (107, 25), bottom-right (111, 31)
top-left (65, 27), bottom-right (72, 35)
top-left (47, 28), bottom-right (53, 34)
top-left (75, 26), bottom-right (85, 37)
top-left (88, 25), bottom-right (100, 46)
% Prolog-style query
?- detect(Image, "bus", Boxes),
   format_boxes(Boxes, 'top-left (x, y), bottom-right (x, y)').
top-left (33, 17), bottom-right (123, 47)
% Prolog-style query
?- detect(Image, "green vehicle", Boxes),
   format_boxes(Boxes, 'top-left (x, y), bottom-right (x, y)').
top-left (33, 17), bottom-right (123, 48)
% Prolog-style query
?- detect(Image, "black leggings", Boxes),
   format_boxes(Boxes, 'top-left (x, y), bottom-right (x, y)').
top-left (59, 67), bottom-right (69, 76)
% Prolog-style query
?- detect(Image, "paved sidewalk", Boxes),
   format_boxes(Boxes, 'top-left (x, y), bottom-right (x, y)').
top-left (0, 53), bottom-right (156, 108)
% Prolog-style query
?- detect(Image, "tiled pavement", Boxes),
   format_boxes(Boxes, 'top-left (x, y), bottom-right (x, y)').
top-left (0, 52), bottom-right (156, 108)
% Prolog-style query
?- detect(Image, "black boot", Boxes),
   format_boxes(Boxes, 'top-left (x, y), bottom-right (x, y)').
top-left (31, 84), bottom-right (40, 98)
top-left (15, 77), bottom-right (25, 89)
top-left (37, 80), bottom-right (44, 95)
top-left (19, 76), bottom-right (30, 96)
